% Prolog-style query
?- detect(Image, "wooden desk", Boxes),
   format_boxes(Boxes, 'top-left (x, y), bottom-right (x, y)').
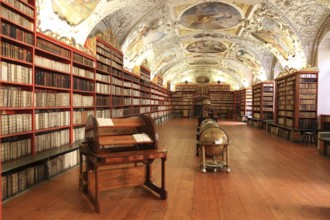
top-left (79, 114), bottom-right (168, 212)
top-left (318, 137), bottom-right (330, 156)
top-left (79, 146), bottom-right (167, 213)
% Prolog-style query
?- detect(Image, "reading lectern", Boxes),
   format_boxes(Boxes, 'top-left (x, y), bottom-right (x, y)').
top-left (79, 114), bottom-right (167, 212)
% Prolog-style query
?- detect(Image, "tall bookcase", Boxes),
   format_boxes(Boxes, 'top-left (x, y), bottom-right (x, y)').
top-left (238, 88), bottom-right (252, 122)
top-left (208, 84), bottom-right (233, 119)
top-left (0, 3), bottom-right (172, 201)
top-left (248, 82), bottom-right (274, 128)
top-left (266, 70), bottom-right (318, 142)
top-left (320, 114), bottom-right (330, 131)
top-left (233, 90), bottom-right (241, 120)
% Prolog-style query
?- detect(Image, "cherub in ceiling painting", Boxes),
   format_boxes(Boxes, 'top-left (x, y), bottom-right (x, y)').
top-left (126, 19), bottom-right (165, 59)
top-left (179, 2), bottom-right (241, 30)
top-left (252, 17), bottom-right (295, 60)
top-left (236, 49), bottom-right (261, 70)
top-left (186, 40), bottom-right (227, 53)
top-left (51, 0), bottom-right (100, 26)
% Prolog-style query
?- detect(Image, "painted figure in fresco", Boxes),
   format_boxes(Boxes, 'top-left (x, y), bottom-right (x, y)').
top-left (126, 19), bottom-right (165, 59)
top-left (179, 2), bottom-right (241, 30)
top-left (187, 40), bottom-right (226, 53)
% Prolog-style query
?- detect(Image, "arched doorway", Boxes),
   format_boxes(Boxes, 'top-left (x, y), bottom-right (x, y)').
top-left (192, 95), bottom-right (210, 118)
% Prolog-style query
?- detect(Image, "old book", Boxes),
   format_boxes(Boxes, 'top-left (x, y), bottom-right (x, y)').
top-left (97, 117), bottom-right (114, 126)
top-left (132, 133), bottom-right (152, 143)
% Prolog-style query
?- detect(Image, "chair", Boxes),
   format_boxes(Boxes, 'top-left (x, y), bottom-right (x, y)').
top-left (301, 121), bottom-right (317, 145)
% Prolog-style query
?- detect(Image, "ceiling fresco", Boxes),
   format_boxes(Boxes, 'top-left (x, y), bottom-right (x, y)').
top-left (37, 0), bottom-right (330, 90)
top-left (178, 2), bottom-right (242, 30)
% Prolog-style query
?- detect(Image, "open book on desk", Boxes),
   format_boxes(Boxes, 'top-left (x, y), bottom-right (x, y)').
top-left (132, 133), bottom-right (153, 143)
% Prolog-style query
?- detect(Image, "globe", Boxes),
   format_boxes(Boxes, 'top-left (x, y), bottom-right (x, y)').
top-left (200, 119), bottom-right (217, 128)
top-left (199, 119), bottom-right (219, 135)
top-left (199, 127), bottom-right (229, 157)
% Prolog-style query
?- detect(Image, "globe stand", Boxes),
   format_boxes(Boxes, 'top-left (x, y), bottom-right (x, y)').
top-left (199, 144), bottom-right (230, 173)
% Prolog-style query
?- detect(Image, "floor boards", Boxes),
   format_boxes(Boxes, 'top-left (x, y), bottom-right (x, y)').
top-left (2, 118), bottom-right (330, 220)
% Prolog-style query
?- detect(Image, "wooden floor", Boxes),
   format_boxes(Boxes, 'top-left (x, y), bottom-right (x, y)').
top-left (3, 118), bottom-right (330, 220)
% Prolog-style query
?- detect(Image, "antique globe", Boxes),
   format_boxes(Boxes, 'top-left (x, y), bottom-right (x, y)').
top-left (200, 119), bottom-right (217, 128)
top-left (199, 127), bottom-right (229, 157)
top-left (199, 119), bottom-right (219, 135)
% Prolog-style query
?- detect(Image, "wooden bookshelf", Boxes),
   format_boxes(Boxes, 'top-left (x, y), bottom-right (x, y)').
top-left (320, 114), bottom-right (330, 131)
top-left (0, 7), bottom-right (173, 201)
top-left (248, 82), bottom-right (274, 128)
top-left (208, 84), bottom-right (233, 119)
top-left (266, 70), bottom-right (318, 142)
top-left (238, 88), bottom-right (252, 122)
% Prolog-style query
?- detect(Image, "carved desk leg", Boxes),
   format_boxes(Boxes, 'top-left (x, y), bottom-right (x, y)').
top-left (201, 146), bottom-right (206, 173)
top-left (160, 157), bottom-right (167, 200)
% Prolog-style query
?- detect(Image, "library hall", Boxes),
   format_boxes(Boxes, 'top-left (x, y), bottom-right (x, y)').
top-left (1, 0), bottom-right (330, 219)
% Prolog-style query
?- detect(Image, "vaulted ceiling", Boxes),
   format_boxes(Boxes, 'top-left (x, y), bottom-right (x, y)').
top-left (37, 0), bottom-right (330, 90)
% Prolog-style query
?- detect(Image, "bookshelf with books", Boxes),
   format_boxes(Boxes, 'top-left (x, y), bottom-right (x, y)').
top-left (238, 88), bottom-right (252, 122)
top-left (208, 84), bottom-right (234, 119)
top-left (1, 22), bottom-right (78, 201)
top-left (320, 114), bottom-right (330, 131)
top-left (0, 0), bottom-right (36, 202)
top-left (96, 37), bottom-right (120, 118)
top-left (150, 82), bottom-right (172, 123)
top-left (172, 84), bottom-right (197, 118)
top-left (266, 70), bottom-right (318, 142)
top-left (139, 66), bottom-right (152, 116)
top-left (247, 82), bottom-right (274, 128)
top-left (1, 3), bottom-right (175, 201)
top-left (233, 90), bottom-right (241, 120)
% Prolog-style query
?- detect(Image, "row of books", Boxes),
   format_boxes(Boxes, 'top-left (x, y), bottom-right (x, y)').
top-left (35, 111), bottom-right (70, 130)
top-left (35, 70), bottom-right (71, 89)
top-left (112, 96), bottom-right (131, 106)
top-left (96, 43), bottom-right (123, 64)
top-left (299, 83), bottom-right (317, 89)
top-left (252, 112), bottom-right (273, 119)
top-left (73, 66), bottom-right (94, 79)
top-left (299, 112), bottom-right (317, 118)
top-left (300, 78), bottom-right (317, 83)
top-left (34, 91), bottom-right (70, 107)
top-left (96, 53), bottom-right (112, 66)
top-left (96, 62), bottom-right (111, 73)
top-left (73, 110), bottom-right (93, 124)
top-left (96, 72), bottom-right (111, 83)
top-left (3, 0), bottom-right (34, 17)
top-left (0, 86), bottom-right (32, 107)
top-left (299, 104), bottom-right (317, 111)
top-left (1, 6), bottom-right (34, 31)
top-left (96, 95), bottom-right (110, 106)
top-left (95, 82), bottom-right (111, 93)
top-left (36, 38), bottom-right (71, 59)
top-left (0, 61), bottom-right (32, 84)
top-left (1, 113), bottom-right (32, 135)
top-left (73, 126), bottom-right (85, 142)
top-left (2, 164), bottom-right (45, 200)
top-left (1, 41), bottom-right (32, 62)
top-left (35, 129), bottom-right (70, 153)
top-left (73, 52), bottom-right (95, 68)
top-left (1, 22), bottom-right (34, 45)
top-left (208, 85), bottom-right (231, 91)
top-left (48, 150), bottom-right (79, 178)
top-left (73, 77), bottom-right (95, 92)
top-left (1, 137), bottom-right (32, 162)
top-left (95, 109), bottom-right (111, 118)
top-left (35, 55), bottom-right (70, 73)
top-left (72, 94), bottom-right (94, 107)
